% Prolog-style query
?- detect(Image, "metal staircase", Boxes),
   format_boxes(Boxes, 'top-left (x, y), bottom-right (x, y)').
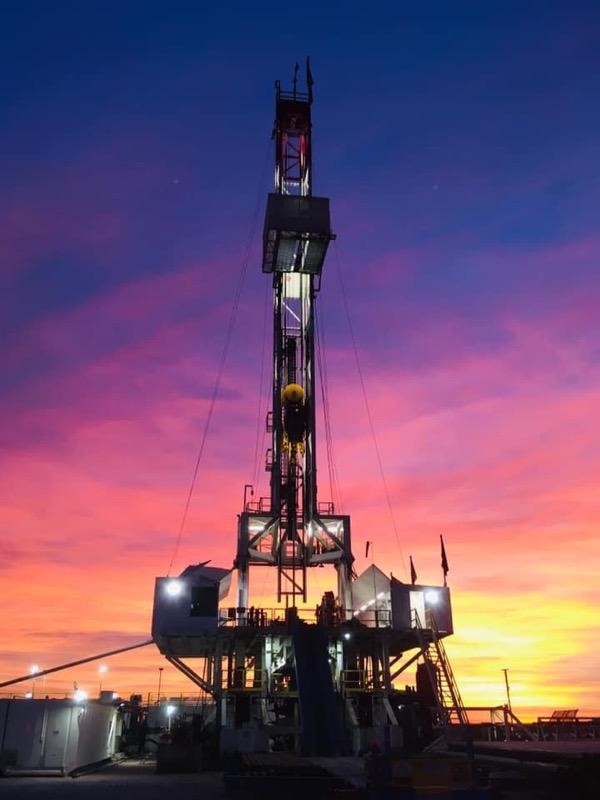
top-left (412, 610), bottom-right (470, 730)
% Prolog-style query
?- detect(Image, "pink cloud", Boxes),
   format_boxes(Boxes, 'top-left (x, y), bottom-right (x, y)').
top-left (3, 229), bottom-right (600, 716)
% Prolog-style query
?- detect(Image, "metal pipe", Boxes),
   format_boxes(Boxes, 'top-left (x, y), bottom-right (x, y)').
top-left (0, 639), bottom-right (154, 688)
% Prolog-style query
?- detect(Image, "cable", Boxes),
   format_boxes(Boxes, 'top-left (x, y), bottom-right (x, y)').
top-left (315, 304), bottom-right (343, 512)
top-left (332, 242), bottom-right (408, 577)
top-left (251, 280), bottom-right (271, 492)
top-left (167, 138), bottom-right (272, 576)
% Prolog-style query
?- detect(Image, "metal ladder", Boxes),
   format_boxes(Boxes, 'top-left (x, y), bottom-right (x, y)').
top-left (412, 610), bottom-right (470, 729)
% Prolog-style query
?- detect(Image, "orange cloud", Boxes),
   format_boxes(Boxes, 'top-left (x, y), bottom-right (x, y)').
top-left (2, 243), bottom-right (600, 720)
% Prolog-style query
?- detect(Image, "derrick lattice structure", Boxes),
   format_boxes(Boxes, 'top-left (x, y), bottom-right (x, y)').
top-left (235, 77), bottom-right (354, 611)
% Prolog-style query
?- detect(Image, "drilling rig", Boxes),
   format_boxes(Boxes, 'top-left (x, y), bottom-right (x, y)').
top-left (152, 68), bottom-right (466, 757)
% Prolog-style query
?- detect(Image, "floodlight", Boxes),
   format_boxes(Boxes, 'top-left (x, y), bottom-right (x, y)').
top-left (166, 580), bottom-right (183, 597)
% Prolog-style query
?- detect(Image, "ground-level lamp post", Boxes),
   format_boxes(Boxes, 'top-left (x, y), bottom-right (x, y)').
top-left (29, 665), bottom-right (40, 698)
top-left (157, 666), bottom-right (164, 704)
top-left (502, 668), bottom-right (512, 713)
top-left (98, 664), bottom-right (108, 695)
top-left (166, 704), bottom-right (176, 732)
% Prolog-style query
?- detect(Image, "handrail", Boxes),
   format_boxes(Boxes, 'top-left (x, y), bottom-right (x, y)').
top-left (412, 609), bottom-right (469, 728)
top-left (222, 667), bottom-right (266, 691)
top-left (340, 669), bottom-right (368, 691)
top-left (277, 89), bottom-right (309, 102)
top-left (218, 607), bottom-right (391, 628)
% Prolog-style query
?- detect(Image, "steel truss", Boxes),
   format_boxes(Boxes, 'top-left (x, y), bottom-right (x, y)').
top-left (235, 76), bottom-right (353, 612)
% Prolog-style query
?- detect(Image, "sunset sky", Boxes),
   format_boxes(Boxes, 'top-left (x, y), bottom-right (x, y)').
top-left (2, 2), bottom-right (600, 719)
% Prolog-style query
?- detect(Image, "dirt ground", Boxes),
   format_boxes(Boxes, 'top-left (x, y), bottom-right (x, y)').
top-left (0, 758), bottom-right (227, 799)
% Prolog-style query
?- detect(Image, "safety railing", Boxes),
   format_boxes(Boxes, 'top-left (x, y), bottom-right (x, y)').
top-left (277, 87), bottom-right (310, 103)
top-left (146, 693), bottom-right (214, 708)
top-left (218, 607), bottom-right (392, 629)
top-left (218, 607), bottom-right (306, 627)
top-left (218, 668), bottom-right (305, 695)
top-left (347, 609), bottom-right (392, 628)
top-left (222, 667), bottom-right (267, 692)
top-left (0, 691), bottom-right (82, 701)
top-left (340, 669), bottom-right (369, 692)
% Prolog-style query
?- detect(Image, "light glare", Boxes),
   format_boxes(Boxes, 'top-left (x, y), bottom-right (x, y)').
top-left (166, 580), bottom-right (183, 597)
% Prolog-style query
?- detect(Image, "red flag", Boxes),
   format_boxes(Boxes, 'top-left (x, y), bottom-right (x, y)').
top-left (440, 534), bottom-right (449, 585)
top-left (365, 541), bottom-right (370, 559)
top-left (410, 555), bottom-right (417, 585)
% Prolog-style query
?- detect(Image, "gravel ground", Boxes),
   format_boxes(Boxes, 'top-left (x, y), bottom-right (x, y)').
top-left (0, 758), bottom-right (227, 799)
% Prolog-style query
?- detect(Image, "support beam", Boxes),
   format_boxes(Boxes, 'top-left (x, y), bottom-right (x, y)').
top-left (389, 649), bottom-right (424, 683)
top-left (165, 655), bottom-right (215, 697)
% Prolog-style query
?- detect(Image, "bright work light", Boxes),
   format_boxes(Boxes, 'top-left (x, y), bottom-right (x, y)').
top-left (166, 580), bottom-right (183, 597)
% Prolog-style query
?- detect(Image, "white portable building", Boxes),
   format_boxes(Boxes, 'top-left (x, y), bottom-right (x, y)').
top-left (0, 698), bottom-right (118, 775)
